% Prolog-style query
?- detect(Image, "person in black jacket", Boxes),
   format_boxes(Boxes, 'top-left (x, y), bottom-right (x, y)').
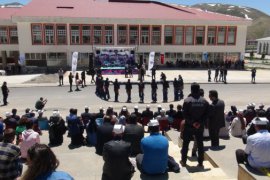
top-left (181, 83), bottom-right (209, 167)
top-left (208, 90), bottom-right (225, 147)
top-left (126, 79), bottom-right (132, 103)
top-left (68, 72), bottom-right (73, 92)
top-left (123, 114), bottom-right (144, 156)
top-left (162, 78), bottom-right (169, 103)
top-left (48, 110), bottom-right (67, 146)
top-left (81, 70), bottom-right (86, 88)
top-left (102, 124), bottom-right (134, 180)
top-left (81, 106), bottom-right (93, 129)
top-left (151, 79), bottom-right (158, 103)
top-left (104, 78), bottom-right (110, 100)
top-left (96, 116), bottom-right (113, 155)
top-left (141, 105), bottom-right (154, 127)
top-left (1, 81), bottom-right (9, 105)
top-left (138, 80), bottom-right (145, 103)
top-left (113, 79), bottom-right (120, 102)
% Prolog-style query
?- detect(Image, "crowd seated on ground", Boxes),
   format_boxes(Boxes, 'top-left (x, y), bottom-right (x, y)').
top-left (0, 101), bottom-right (269, 178)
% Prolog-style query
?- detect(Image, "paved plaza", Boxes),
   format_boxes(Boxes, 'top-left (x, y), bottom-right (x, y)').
top-left (0, 69), bottom-right (270, 179)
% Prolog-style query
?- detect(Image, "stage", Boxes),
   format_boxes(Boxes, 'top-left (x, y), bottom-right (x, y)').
top-left (101, 66), bottom-right (138, 75)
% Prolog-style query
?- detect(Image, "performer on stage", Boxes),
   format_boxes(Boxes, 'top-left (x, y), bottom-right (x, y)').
top-left (151, 79), bottom-right (158, 103)
top-left (138, 80), bottom-right (145, 103)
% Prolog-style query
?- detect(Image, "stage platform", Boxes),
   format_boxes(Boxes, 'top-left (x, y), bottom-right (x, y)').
top-left (101, 66), bottom-right (138, 75)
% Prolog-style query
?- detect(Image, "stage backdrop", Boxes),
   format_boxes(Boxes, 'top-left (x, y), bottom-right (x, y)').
top-left (94, 47), bottom-right (135, 69)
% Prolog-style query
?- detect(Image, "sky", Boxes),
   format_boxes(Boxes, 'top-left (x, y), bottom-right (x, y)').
top-left (1, 0), bottom-right (270, 15)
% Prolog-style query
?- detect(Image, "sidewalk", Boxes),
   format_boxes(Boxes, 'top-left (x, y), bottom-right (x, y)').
top-left (1, 69), bottom-right (270, 88)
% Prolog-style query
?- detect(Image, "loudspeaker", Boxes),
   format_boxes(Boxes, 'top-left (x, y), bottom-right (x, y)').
top-left (89, 53), bottom-right (94, 69)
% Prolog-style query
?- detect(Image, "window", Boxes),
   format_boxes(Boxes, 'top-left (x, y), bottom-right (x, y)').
top-left (175, 26), bottom-right (184, 45)
top-left (9, 27), bottom-right (18, 44)
top-left (118, 25), bottom-right (127, 45)
top-left (129, 26), bottom-right (138, 45)
top-left (227, 26), bottom-right (236, 45)
top-left (141, 26), bottom-right (150, 45)
top-left (104, 25), bottom-right (113, 45)
top-left (151, 26), bottom-right (161, 45)
top-left (185, 26), bottom-right (194, 45)
top-left (207, 26), bottom-right (217, 45)
top-left (0, 27), bottom-right (8, 44)
top-left (56, 25), bottom-right (67, 45)
top-left (217, 26), bottom-right (226, 45)
top-left (93, 25), bottom-right (102, 45)
top-left (82, 25), bottom-right (91, 44)
top-left (164, 26), bottom-right (173, 44)
top-left (195, 26), bottom-right (205, 45)
top-left (31, 24), bottom-right (43, 44)
top-left (70, 25), bottom-right (80, 44)
top-left (44, 24), bottom-right (55, 45)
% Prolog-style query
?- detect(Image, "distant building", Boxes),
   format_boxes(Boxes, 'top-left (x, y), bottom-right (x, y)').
top-left (0, 0), bottom-right (252, 68)
top-left (245, 39), bottom-right (257, 53)
top-left (256, 37), bottom-right (270, 55)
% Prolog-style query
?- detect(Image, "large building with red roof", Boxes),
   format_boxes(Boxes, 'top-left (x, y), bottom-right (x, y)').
top-left (0, 0), bottom-right (251, 68)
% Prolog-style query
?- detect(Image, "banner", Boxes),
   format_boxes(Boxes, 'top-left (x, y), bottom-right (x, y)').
top-left (203, 52), bottom-right (208, 61)
top-left (147, 51), bottom-right (155, 76)
top-left (71, 52), bottom-right (78, 74)
top-left (19, 54), bottom-right (25, 65)
top-left (160, 54), bottom-right (164, 64)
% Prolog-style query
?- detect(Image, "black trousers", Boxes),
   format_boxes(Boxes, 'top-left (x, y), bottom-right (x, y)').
top-left (235, 149), bottom-right (249, 165)
top-left (69, 83), bottom-right (73, 91)
top-left (209, 126), bottom-right (220, 147)
top-left (59, 76), bottom-right (63, 85)
top-left (136, 154), bottom-right (143, 172)
top-left (3, 94), bottom-right (8, 105)
top-left (181, 125), bottom-right (204, 165)
top-left (115, 92), bottom-right (119, 102)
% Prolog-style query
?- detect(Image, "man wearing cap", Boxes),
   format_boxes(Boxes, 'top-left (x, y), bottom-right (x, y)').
top-left (136, 119), bottom-right (168, 175)
top-left (96, 116), bottom-right (114, 155)
top-left (48, 110), bottom-right (67, 146)
top-left (102, 124), bottom-right (134, 180)
top-left (236, 117), bottom-right (270, 168)
top-left (230, 110), bottom-right (246, 137)
top-left (208, 90), bottom-right (225, 147)
top-left (154, 105), bottom-right (162, 118)
top-left (131, 106), bottom-right (142, 124)
top-left (244, 103), bottom-right (257, 125)
top-left (141, 106), bottom-right (153, 127)
top-left (181, 82), bottom-right (209, 167)
top-left (123, 114), bottom-right (144, 156)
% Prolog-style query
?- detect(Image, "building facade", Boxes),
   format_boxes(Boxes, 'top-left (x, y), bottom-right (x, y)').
top-left (256, 37), bottom-right (270, 55)
top-left (0, 0), bottom-right (252, 68)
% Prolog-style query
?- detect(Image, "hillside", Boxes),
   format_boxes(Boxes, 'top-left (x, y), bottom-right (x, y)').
top-left (190, 3), bottom-right (270, 40)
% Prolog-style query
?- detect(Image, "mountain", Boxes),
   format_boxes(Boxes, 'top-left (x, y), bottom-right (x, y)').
top-left (190, 3), bottom-right (270, 40)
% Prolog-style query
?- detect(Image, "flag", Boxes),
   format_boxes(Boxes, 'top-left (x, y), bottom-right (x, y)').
top-left (71, 52), bottom-right (78, 74)
top-left (147, 52), bottom-right (155, 76)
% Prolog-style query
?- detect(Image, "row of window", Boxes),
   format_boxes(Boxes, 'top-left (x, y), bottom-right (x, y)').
top-left (31, 24), bottom-right (237, 46)
top-left (0, 26), bottom-right (18, 44)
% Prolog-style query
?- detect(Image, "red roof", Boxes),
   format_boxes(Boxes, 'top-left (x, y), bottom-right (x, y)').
top-left (11, 0), bottom-right (248, 22)
top-left (0, 8), bottom-right (20, 20)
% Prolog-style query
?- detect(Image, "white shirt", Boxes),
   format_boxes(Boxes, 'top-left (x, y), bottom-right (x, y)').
top-left (230, 117), bottom-right (246, 137)
top-left (245, 130), bottom-right (270, 168)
